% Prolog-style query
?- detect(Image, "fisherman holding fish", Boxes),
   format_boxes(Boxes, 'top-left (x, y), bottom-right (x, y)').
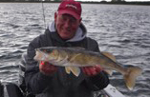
top-left (24, 0), bottom-right (111, 97)
top-left (23, 0), bottom-right (143, 97)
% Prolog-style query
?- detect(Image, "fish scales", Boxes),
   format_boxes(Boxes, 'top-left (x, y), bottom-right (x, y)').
top-left (56, 48), bottom-right (127, 74)
top-left (56, 48), bottom-right (106, 67)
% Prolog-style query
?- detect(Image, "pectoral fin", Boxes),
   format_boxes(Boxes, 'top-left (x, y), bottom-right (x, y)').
top-left (65, 67), bottom-right (81, 77)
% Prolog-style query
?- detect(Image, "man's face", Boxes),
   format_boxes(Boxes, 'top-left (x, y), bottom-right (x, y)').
top-left (55, 13), bottom-right (81, 40)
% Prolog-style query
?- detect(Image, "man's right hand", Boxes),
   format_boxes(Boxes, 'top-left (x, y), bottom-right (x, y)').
top-left (39, 61), bottom-right (58, 76)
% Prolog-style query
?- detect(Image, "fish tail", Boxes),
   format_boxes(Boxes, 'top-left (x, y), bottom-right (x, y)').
top-left (124, 67), bottom-right (142, 90)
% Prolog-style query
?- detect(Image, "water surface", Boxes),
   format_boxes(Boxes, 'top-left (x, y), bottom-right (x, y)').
top-left (0, 3), bottom-right (150, 97)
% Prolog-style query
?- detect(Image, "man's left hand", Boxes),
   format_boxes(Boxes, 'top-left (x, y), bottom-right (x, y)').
top-left (81, 65), bottom-right (103, 76)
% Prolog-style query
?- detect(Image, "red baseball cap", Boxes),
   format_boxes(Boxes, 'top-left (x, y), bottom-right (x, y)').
top-left (57, 0), bottom-right (82, 20)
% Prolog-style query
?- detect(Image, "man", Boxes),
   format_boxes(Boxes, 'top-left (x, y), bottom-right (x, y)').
top-left (24, 0), bottom-right (109, 97)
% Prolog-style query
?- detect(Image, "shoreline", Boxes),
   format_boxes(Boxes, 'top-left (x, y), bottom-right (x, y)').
top-left (0, 1), bottom-right (150, 6)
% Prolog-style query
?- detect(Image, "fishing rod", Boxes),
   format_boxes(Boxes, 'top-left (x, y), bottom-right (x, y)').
top-left (41, 0), bottom-right (47, 29)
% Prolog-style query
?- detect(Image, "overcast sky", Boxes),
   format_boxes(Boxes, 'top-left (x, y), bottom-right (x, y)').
top-left (76, 0), bottom-right (150, 2)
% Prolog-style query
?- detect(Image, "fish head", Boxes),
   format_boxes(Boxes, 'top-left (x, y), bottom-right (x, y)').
top-left (34, 49), bottom-right (47, 61)
top-left (34, 48), bottom-right (59, 62)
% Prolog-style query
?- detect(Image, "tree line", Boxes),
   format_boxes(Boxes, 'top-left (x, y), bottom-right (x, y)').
top-left (0, 0), bottom-right (61, 2)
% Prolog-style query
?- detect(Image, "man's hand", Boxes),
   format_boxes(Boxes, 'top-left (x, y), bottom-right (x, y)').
top-left (39, 61), bottom-right (58, 76)
top-left (81, 65), bottom-right (103, 76)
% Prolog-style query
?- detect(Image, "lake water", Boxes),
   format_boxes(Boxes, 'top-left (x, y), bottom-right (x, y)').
top-left (0, 3), bottom-right (150, 97)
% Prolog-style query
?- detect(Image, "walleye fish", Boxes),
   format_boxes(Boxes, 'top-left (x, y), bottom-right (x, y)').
top-left (34, 47), bottom-right (142, 90)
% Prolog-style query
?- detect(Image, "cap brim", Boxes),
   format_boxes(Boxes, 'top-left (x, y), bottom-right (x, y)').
top-left (58, 10), bottom-right (80, 20)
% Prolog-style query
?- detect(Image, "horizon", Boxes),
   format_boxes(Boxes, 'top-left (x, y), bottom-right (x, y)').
top-left (76, 0), bottom-right (150, 2)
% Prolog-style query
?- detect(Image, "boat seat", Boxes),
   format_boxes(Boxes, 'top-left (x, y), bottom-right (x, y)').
top-left (18, 53), bottom-right (35, 97)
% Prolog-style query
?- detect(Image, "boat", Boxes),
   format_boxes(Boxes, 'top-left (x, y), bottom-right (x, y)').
top-left (0, 80), bottom-right (125, 97)
top-left (0, 81), bottom-right (125, 97)
top-left (0, 54), bottom-right (125, 97)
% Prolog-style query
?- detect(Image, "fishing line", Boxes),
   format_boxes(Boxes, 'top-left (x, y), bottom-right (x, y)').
top-left (41, 0), bottom-right (47, 29)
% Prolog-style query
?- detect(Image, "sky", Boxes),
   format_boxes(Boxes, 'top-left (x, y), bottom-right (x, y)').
top-left (76, 0), bottom-right (150, 2)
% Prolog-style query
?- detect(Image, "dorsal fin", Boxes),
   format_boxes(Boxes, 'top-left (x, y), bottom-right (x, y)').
top-left (101, 52), bottom-right (116, 61)
top-left (101, 52), bottom-right (116, 75)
